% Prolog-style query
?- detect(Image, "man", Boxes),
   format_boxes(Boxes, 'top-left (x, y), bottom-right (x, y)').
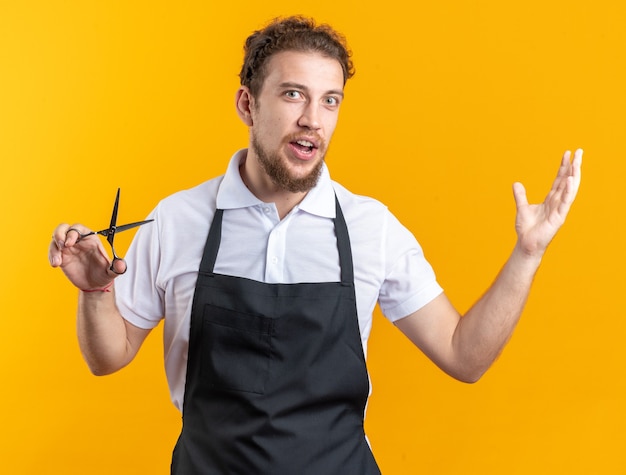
top-left (49, 16), bottom-right (582, 474)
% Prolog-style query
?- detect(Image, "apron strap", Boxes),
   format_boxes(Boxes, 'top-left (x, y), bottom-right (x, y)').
top-left (198, 208), bottom-right (223, 274)
top-left (333, 197), bottom-right (354, 285)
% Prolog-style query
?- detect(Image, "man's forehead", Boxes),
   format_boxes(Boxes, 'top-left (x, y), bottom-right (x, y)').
top-left (263, 51), bottom-right (344, 89)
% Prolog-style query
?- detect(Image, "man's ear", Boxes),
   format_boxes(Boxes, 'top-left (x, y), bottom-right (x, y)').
top-left (235, 86), bottom-right (254, 126)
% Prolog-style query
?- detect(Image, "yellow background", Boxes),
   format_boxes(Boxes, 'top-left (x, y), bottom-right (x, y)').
top-left (1, 1), bottom-right (624, 473)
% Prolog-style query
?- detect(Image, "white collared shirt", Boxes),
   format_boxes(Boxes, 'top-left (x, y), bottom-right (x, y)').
top-left (116, 149), bottom-right (443, 410)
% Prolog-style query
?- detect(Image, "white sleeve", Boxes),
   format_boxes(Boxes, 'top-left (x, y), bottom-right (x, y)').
top-left (114, 206), bottom-right (165, 330)
top-left (378, 211), bottom-right (443, 322)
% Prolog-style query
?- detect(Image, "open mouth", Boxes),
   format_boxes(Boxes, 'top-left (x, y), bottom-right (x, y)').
top-left (291, 139), bottom-right (316, 154)
top-left (289, 138), bottom-right (319, 159)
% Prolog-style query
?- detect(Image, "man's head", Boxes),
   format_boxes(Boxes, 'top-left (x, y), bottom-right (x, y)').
top-left (236, 17), bottom-right (353, 195)
top-left (239, 16), bottom-right (354, 97)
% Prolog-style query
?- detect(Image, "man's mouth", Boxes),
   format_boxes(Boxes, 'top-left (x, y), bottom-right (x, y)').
top-left (293, 139), bottom-right (316, 153)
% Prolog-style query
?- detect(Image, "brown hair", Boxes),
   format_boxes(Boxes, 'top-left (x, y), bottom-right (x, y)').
top-left (239, 16), bottom-right (355, 96)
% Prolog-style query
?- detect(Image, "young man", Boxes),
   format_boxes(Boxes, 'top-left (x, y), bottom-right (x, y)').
top-left (49, 16), bottom-right (582, 474)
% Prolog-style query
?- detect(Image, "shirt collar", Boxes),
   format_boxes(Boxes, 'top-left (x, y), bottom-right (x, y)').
top-left (216, 149), bottom-right (336, 219)
top-left (216, 149), bottom-right (262, 209)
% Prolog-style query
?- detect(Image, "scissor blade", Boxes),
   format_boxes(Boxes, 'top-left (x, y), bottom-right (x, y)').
top-left (107, 188), bottom-right (121, 246)
top-left (114, 219), bottom-right (154, 234)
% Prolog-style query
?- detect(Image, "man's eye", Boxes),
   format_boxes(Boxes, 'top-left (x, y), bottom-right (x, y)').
top-left (285, 91), bottom-right (301, 99)
top-left (325, 96), bottom-right (340, 106)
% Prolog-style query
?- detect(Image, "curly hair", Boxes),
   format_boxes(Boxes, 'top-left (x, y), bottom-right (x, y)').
top-left (239, 16), bottom-right (355, 96)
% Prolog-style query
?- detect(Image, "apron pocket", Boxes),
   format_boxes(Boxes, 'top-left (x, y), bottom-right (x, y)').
top-left (201, 304), bottom-right (273, 395)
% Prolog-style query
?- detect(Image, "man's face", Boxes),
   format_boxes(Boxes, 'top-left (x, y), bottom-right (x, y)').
top-left (248, 50), bottom-right (345, 193)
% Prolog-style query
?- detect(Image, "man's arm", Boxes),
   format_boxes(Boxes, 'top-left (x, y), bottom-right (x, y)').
top-left (50, 224), bottom-right (150, 375)
top-left (395, 149), bottom-right (583, 383)
top-left (76, 290), bottom-right (150, 375)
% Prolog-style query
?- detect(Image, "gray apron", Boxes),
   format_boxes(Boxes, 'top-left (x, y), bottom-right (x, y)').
top-left (171, 198), bottom-right (381, 474)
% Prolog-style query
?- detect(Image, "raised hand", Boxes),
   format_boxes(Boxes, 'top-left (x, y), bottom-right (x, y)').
top-left (512, 149), bottom-right (583, 257)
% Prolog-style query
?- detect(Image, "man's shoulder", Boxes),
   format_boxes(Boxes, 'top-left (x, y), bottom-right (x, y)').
top-left (331, 180), bottom-right (415, 242)
top-left (331, 180), bottom-right (388, 215)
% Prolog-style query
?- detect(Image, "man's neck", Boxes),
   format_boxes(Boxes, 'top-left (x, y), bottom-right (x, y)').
top-left (239, 161), bottom-right (308, 220)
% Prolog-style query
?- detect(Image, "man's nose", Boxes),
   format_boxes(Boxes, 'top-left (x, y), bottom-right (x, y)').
top-left (297, 103), bottom-right (321, 130)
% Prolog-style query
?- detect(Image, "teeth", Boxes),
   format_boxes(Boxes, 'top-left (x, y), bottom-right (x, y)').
top-left (296, 140), bottom-right (314, 148)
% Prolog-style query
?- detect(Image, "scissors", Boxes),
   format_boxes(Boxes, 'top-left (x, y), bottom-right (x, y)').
top-left (68, 188), bottom-right (154, 272)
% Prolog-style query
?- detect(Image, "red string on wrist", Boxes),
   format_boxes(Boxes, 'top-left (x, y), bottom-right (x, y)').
top-left (81, 282), bottom-right (114, 293)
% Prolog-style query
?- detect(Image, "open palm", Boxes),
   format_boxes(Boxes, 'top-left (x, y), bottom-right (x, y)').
top-left (513, 149), bottom-right (583, 257)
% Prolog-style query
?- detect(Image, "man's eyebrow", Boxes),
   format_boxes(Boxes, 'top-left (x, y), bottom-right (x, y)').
top-left (278, 82), bottom-right (344, 98)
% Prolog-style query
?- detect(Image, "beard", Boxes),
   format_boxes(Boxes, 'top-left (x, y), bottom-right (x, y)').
top-left (251, 132), bottom-right (325, 193)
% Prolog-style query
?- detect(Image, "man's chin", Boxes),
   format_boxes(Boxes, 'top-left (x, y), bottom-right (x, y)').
top-left (253, 137), bottom-right (325, 193)
top-left (276, 163), bottom-right (323, 193)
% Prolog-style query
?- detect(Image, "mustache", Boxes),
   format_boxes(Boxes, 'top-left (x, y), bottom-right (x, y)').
top-left (284, 132), bottom-right (325, 149)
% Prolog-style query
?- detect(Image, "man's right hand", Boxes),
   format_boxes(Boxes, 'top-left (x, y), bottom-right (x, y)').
top-left (49, 224), bottom-right (126, 292)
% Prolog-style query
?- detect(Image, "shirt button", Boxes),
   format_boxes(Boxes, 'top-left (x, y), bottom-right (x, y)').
top-left (271, 256), bottom-right (278, 265)
top-left (263, 207), bottom-right (271, 214)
